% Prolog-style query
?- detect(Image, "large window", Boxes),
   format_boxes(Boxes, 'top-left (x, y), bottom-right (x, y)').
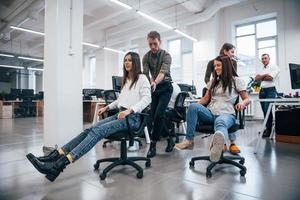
top-left (167, 38), bottom-right (193, 84)
top-left (89, 56), bottom-right (96, 88)
top-left (235, 18), bottom-right (277, 77)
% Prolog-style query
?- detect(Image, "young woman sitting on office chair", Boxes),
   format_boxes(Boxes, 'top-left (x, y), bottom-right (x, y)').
top-left (26, 52), bottom-right (151, 182)
top-left (175, 56), bottom-right (249, 162)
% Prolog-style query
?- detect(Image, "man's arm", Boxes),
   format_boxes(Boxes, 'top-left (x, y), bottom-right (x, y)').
top-left (154, 52), bottom-right (171, 84)
top-left (204, 60), bottom-right (213, 84)
top-left (142, 54), bottom-right (151, 81)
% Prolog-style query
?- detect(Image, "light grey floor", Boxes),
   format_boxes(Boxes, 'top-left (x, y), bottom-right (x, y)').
top-left (1, 117), bottom-right (300, 200)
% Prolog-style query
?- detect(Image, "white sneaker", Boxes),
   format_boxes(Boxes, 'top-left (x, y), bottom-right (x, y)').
top-left (209, 131), bottom-right (224, 162)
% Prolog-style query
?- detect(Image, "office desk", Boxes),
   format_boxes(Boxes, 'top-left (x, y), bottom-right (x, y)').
top-left (83, 100), bottom-right (106, 123)
top-left (0, 100), bottom-right (44, 118)
top-left (254, 98), bottom-right (300, 154)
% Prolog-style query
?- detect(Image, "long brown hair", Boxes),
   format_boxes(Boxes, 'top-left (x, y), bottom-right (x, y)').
top-left (210, 56), bottom-right (238, 94)
top-left (122, 52), bottom-right (142, 89)
top-left (219, 43), bottom-right (235, 56)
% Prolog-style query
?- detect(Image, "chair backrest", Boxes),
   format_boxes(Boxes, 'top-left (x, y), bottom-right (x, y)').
top-left (174, 91), bottom-right (189, 120)
top-left (178, 84), bottom-right (197, 95)
top-left (103, 90), bottom-right (119, 104)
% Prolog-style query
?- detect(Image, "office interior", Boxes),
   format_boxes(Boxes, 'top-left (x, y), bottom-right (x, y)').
top-left (0, 0), bottom-right (300, 199)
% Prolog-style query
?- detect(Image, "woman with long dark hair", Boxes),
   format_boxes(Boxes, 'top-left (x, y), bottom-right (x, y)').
top-left (176, 56), bottom-right (249, 162)
top-left (26, 52), bottom-right (151, 182)
top-left (204, 43), bottom-right (237, 84)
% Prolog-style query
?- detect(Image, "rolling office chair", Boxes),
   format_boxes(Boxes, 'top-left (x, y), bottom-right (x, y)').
top-left (94, 110), bottom-right (151, 180)
top-left (102, 90), bottom-right (143, 148)
top-left (189, 91), bottom-right (246, 178)
top-left (165, 92), bottom-right (189, 143)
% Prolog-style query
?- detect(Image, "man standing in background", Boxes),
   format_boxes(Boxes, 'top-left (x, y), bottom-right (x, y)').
top-left (255, 53), bottom-right (279, 137)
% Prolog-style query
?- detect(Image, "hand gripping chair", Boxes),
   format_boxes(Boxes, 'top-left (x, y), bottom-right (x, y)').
top-left (189, 96), bottom-right (247, 178)
top-left (93, 110), bottom-right (151, 180)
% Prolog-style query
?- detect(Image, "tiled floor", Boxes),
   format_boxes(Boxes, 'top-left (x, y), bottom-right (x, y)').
top-left (1, 117), bottom-right (300, 200)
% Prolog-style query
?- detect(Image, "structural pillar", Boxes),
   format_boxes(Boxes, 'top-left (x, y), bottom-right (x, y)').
top-left (43, 0), bottom-right (83, 147)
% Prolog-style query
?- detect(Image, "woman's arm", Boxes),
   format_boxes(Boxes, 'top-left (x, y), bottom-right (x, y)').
top-left (235, 90), bottom-right (250, 111)
top-left (197, 89), bottom-right (211, 105)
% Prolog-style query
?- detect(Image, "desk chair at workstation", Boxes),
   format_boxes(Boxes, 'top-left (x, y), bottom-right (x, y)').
top-left (189, 89), bottom-right (247, 178)
top-left (94, 109), bottom-right (151, 180)
top-left (101, 90), bottom-right (144, 148)
top-left (165, 92), bottom-right (189, 143)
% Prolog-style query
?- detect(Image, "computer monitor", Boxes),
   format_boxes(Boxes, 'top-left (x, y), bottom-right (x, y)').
top-left (289, 63), bottom-right (300, 89)
top-left (10, 88), bottom-right (22, 98)
top-left (112, 76), bottom-right (122, 92)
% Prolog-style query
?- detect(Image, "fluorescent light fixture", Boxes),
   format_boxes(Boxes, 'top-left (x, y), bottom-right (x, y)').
top-left (103, 47), bottom-right (126, 54)
top-left (18, 56), bottom-right (44, 62)
top-left (28, 67), bottom-right (44, 71)
top-left (0, 53), bottom-right (14, 58)
top-left (174, 29), bottom-right (197, 42)
top-left (10, 25), bottom-right (45, 36)
top-left (137, 11), bottom-right (173, 29)
top-left (110, 0), bottom-right (132, 9)
top-left (0, 64), bottom-right (24, 70)
top-left (82, 42), bottom-right (100, 48)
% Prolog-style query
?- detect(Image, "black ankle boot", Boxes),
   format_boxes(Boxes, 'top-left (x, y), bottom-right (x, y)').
top-left (36, 149), bottom-right (62, 162)
top-left (26, 154), bottom-right (70, 182)
top-left (147, 142), bottom-right (156, 158)
top-left (165, 137), bottom-right (175, 153)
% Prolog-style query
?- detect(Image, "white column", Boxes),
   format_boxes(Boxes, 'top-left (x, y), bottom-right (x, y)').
top-left (44, 0), bottom-right (83, 147)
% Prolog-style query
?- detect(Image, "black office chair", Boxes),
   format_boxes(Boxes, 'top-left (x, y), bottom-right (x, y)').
top-left (189, 94), bottom-right (246, 178)
top-left (94, 110), bottom-right (151, 180)
top-left (102, 90), bottom-right (143, 148)
top-left (166, 92), bottom-right (189, 143)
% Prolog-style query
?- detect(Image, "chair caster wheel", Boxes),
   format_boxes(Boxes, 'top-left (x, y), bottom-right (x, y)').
top-left (99, 173), bottom-right (106, 180)
top-left (93, 163), bottom-right (99, 170)
top-left (239, 159), bottom-right (245, 165)
top-left (145, 160), bottom-right (151, 168)
top-left (240, 170), bottom-right (246, 177)
top-left (136, 171), bottom-right (143, 179)
top-left (189, 161), bottom-right (195, 168)
top-left (206, 171), bottom-right (212, 178)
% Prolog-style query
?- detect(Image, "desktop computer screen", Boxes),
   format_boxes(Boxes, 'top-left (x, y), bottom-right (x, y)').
top-left (112, 76), bottom-right (122, 91)
top-left (289, 63), bottom-right (300, 89)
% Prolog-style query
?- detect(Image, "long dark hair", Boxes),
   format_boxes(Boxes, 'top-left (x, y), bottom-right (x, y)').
top-left (210, 56), bottom-right (238, 95)
top-left (219, 43), bottom-right (235, 56)
top-left (122, 52), bottom-right (142, 89)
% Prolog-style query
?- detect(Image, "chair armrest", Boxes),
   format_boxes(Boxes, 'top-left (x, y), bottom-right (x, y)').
top-left (237, 109), bottom-right (245, 129)
top-left (125, 113), bottom-right (149, 138)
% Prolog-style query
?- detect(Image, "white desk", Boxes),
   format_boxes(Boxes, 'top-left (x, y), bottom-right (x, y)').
top-left (254, 98), bottom-right (300, 154)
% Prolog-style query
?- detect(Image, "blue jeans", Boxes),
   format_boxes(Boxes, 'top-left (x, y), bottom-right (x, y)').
top-left (259, 87), bottom-right (277, 131)
top-left (61, 113), bottom-right (141, 161)
top-left (186, 103), bottom-right (236, 144)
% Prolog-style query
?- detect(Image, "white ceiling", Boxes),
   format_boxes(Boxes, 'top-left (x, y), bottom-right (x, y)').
top-left (0, 0), bottom-right (246, 60)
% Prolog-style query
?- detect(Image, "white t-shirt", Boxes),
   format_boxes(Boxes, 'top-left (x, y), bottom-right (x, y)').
top-left (206, 77), bottom-right (246, 115)
top-left (108, 74), bottom-right (151, 113)
top-left (168, 82), bottom-right (181, 109)
top-left (259, 64), bottom-right (280, 88)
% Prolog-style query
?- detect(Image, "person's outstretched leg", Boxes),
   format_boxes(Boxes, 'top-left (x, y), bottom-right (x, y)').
top-left (27, 113), bottom-right (141, 182)
top-left (175, 103), bottom-right (214, 150)
top-left (210, 114), bottom-right (235, 161)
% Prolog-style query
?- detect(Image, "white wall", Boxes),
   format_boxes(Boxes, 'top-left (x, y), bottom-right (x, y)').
top-left (95, 49), bottom-right (119, 89)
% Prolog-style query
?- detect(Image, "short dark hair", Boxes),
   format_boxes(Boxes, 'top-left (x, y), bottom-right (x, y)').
top-left (219, 43), bottom-right (235, 56)
top-left (147, 31), bottom-right (161, 41)
top-left (261, 53), bottom-right (270, 57)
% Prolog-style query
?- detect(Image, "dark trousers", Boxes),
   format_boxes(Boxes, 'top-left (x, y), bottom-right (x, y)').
top-left (259, 87), bottom-right (277, 131)
top-left (161, 108), bottom-right (178, 137)
top-left (150, 81), bottom-right (173, 141)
